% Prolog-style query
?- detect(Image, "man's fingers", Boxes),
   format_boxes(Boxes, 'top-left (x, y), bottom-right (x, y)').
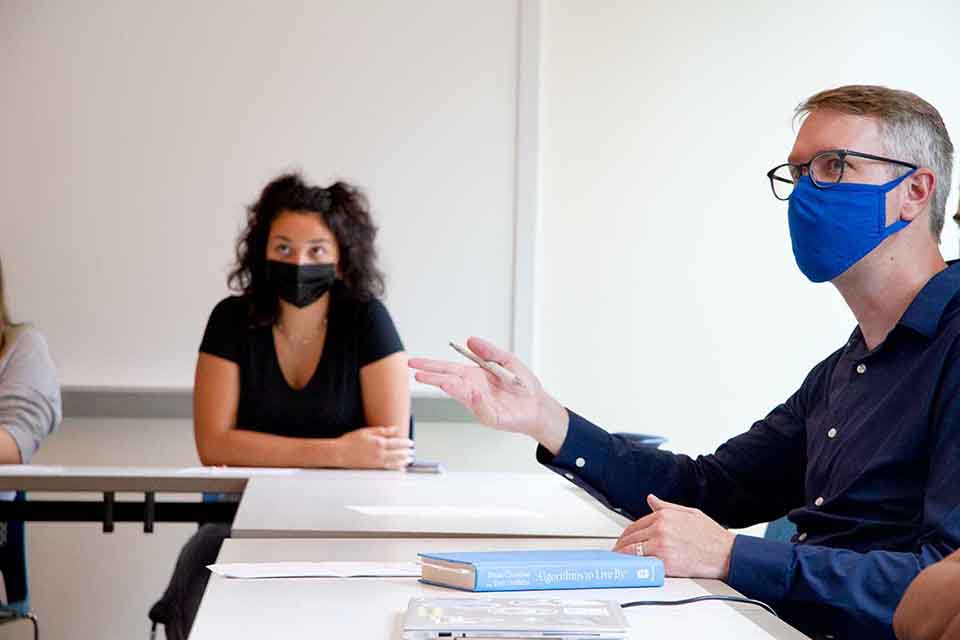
top-left (414, 371), bottom-right (467, 395)
top-left (615, 542), bottom-right (648, 558)
top-left (466, 336), bottom-right (517, 368)
top-left (621, 512), bottom-right (657, 536)
top-left (408, 358), bottom-right (468, 376)
top-left (612, 540), bottom-right (631, 554)
top-left (415, 372), bottom-right (485, 412)
top-left (614, 525), bottom-right (655, 553)
top-left (613, 535), bottom-right (659, 557)
top-left (419, 378), bottom-right (498, 427)
top-left (613, 534), bottom-right (665, 562)
top-left (647, 494), bottom-right (696, 513)
top-left (615, 510), bottom-right (672, 552)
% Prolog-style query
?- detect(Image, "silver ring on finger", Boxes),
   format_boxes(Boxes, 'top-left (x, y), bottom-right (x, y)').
top-left (634, 542), bottom-right (645, 557)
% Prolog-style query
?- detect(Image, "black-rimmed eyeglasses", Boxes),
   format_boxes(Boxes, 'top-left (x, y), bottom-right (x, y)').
top-left (766, 149), bottom-right (917, 201)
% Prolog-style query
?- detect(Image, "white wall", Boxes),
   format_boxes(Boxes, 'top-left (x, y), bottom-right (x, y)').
top-left (537, 0), bottom-right (960, 456)
top-left (0, 0), bottom-right (519, 388)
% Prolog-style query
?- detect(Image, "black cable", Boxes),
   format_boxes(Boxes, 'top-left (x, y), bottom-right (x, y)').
top-left (621, 595), bottom-right (779, 618)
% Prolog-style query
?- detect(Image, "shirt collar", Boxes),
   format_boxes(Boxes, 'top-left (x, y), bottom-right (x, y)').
top-left (897, 261), bottom-right (960, 338)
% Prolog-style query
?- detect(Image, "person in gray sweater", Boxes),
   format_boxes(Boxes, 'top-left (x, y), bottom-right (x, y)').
top-left (0, 256), bottom-right (60, 463)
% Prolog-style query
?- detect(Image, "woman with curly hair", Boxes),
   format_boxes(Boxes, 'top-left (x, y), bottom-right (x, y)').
top-left (150, 173), bottom-right (410, 640)
top-left (195, 172), bottom-right (411, 467)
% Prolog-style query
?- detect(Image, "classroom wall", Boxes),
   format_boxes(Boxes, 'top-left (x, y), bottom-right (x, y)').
top-left (536, 0), bottom-right (960, 457)
top-left (0, 0), bottom-right (520, 388)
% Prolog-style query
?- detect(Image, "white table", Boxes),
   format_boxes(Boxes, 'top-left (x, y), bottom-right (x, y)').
top-left (0, 465), bottom-right (303, 531)
top-left (0, 465), bottom-right (305, 493)
top-left (189, 538), bottom-right (809, 639)
top-left (230, 471), bottom-right (631, 539)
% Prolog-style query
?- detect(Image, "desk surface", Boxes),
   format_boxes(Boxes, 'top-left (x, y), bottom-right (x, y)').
top-left (0, 465), bottom-right (303, 493)
top-left (190, 538), bottom-right (808, 640)
top-left (231, 471), bottom-right (631, 539)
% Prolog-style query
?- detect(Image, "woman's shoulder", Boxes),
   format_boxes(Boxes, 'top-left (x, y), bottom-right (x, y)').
top-left (0, 323), bottom-right (57, 385)
top-left (335, 290), bottom-right (403, 363)
top-left (208, 295), bottom-right (252, 326)
top-left (204, 295), bottom-right (259, 338)
top-left (356, 295), bottom-right (390, 316)
top-left (335, 289), bottom-right (392, 325)
top-left (211, 294), bottom-right (248, 314)
top-left (2, 323), bottom-right (50, 358)
top-left (200, 296), bottom-right (258, 362)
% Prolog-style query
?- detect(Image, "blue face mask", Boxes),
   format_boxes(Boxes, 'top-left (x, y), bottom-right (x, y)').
top-left (787, 170), bottom-right (915, 282)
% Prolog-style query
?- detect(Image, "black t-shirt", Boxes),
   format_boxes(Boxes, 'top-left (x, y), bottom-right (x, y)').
top-left (198, 284), bottom-right (404, 439)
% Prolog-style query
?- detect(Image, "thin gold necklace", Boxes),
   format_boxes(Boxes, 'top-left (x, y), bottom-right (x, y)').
top-left (276, 317), bottom-right (327, 345)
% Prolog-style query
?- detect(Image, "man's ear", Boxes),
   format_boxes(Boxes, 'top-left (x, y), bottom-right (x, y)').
top-left (900, 169), bottom-right (936, 222)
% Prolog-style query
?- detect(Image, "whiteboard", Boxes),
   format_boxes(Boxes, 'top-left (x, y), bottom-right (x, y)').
top-left (0, 0), bottom-right (522, 388)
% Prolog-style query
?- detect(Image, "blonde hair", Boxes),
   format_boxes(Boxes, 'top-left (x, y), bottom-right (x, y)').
top-left (0, 256), bottom-right (10, 332)
top-left (796, 85), bottom-right (954, 239)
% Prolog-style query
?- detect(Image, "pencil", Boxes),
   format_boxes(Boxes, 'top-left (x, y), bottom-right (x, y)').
top-left (449, 341), bottom-right (525, 388)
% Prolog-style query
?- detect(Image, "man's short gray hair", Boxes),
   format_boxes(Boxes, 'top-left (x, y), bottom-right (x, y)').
top-left (796, 85), bottom-right (954, 239)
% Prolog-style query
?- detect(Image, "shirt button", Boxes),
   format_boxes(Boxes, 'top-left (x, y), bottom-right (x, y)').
top-left (575, 457), bottom-right (586, 468)
top-left (856, 363), bottom-right (867, 374)
top-left (814, 496), bottom-right (824, 507)
top-left (797, 532), bottom-right (808, 542)
top-left (564, 473), bottom-right (574, 480)
top-left (827, 428), bottom-right (838, 439)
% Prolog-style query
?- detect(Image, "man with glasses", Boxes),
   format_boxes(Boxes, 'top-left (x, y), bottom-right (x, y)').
top-left (411, 85), bottom-right (959, 639)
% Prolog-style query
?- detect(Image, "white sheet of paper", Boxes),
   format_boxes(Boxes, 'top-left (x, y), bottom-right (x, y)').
top-left (207, 561), bottom-right (422, 579)
top-left (346, 505), bottom-right (546, 518)
top-left (175, 466), bottom-right (300, 477)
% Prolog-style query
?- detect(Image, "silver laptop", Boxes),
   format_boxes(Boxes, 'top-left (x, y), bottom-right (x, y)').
top-left (402, 597), bottom-right (630, 639)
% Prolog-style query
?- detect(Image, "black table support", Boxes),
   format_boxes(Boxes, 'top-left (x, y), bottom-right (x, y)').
top-left (144, 491), bottom-right (155, 533)
top-left (0, 497), bottom-right (238, 531)
top-left (103, 491), bottom-right (115, 533)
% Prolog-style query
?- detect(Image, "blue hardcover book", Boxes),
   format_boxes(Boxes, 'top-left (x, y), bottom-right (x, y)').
top-left (417, 549), bottom-right (664, 592)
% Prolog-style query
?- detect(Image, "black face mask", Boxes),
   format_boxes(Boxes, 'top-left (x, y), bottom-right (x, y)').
top-left (264, 260), bottom-right (336, 308)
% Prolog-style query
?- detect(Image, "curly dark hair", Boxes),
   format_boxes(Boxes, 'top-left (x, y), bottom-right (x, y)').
top-left (228, 173), bottom-right (385, 326)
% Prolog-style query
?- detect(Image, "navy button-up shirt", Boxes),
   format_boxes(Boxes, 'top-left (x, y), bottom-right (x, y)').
top-left (538, 263), bottom-right (960, 639)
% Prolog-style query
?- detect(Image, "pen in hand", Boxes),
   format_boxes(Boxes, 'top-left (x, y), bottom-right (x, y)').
top-left (449, 341), bottom-right (526, 388)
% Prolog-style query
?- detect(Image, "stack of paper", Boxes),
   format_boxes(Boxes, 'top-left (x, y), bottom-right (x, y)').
top-left (207, 561), bottom-right (421, 579)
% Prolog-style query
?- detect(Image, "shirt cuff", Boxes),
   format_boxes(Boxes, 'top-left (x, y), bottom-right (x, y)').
top-left (536, 409), bottom-right (613, 489)
top-left (727, 534), bottom-right (794, 605)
